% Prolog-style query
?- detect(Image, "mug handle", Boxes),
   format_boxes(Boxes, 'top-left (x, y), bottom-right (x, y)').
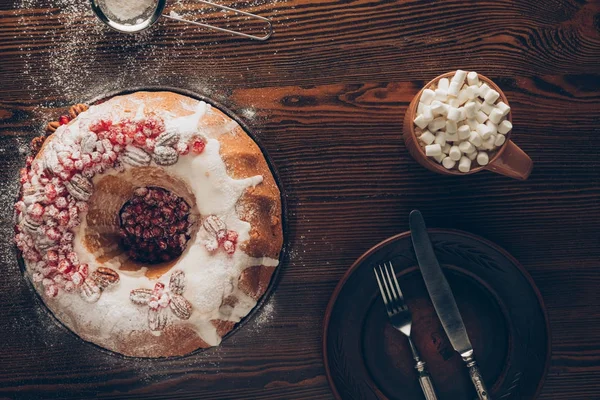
top-left (484, 140), bottom-right (532, 180)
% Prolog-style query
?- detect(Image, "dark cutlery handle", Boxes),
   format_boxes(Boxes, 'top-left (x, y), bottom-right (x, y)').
top-left (416, 360), bottom-right (437, 400)
top-left (463, 353), bottom-right (491, 400)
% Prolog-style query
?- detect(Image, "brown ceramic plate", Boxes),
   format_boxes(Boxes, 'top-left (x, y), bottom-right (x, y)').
top-left (323, 230), bottom-right (549, 400)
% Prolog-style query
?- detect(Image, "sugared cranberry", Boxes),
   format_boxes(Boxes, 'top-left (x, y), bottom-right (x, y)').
top-left (58, 115), bottom-right (71, 125)
top-left (192, 140), bottom-right (206, 154)
top-left (145, 138), bottom-right (156, 152)
top-left (118, 187), bottom-right (191, 264)
top-left (45, 184), bottom-right (57, 202)
top-left (134, 132), bottom-right (146, 145)
top-left (58, 259), bottom-right (73, 274)
top-left (55, 197), bottom-right (68, 209)
top-left (45, 284), bottom-right (59, 298)
top-left (29, 203), bottom-right (45, 219)
top-left (223, 240), bottom-right (236, 254)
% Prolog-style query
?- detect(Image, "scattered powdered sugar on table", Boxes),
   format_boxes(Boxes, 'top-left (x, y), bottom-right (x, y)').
top-left (14, 0), bottom-right (286, 129)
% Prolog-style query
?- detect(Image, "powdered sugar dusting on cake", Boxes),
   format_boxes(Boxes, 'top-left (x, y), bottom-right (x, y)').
top-left (16, 93), bottom-right (280, 354)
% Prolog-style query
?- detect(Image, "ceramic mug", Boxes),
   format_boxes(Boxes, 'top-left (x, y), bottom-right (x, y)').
top-left (403, 72), bottom-right (533, 180)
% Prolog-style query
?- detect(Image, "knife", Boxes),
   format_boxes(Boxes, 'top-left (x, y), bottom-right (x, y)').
top-left (409, 210), bottom-right (491, 400)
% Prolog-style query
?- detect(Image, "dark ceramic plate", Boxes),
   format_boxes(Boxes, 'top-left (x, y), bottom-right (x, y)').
top-left (323, 230), bottom-right (549, 400)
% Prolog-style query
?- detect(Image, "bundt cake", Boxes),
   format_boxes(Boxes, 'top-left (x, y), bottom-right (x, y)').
top-left (14, 91), bottom-right (283, 357)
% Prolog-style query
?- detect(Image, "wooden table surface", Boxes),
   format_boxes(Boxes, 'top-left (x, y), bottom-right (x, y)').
top-left (1, 0), bottom-right (599, 399)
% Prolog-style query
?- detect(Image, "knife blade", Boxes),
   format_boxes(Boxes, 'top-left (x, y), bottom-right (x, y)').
top-left (409, 210), bottom-right (492, 400)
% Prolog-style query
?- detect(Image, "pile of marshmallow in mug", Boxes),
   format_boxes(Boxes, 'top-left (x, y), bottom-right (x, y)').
top-left (414, 70), bottom-right (513, 172)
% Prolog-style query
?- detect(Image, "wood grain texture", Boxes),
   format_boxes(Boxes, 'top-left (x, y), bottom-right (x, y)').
top-left (0, 0), bottom-right (599, 399)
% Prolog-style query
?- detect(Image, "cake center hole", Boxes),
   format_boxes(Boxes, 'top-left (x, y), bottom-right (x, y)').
top-left (119, 187), bottom-right (191, 264)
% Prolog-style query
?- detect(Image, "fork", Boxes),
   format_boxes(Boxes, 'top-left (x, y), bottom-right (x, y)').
top-left (374, 262), bottom-right (438, 400)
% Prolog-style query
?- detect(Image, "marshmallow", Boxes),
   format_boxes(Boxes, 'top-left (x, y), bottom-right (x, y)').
top-left (433, 153), bottom-right (445, 163)
top-left (452, 70), bottom-right (468, 84)
top-left (485, 120), bottom-right (498, 135)
top-left (457, 125), bottom-right (471, 140)
top-left (482, 135), bottom-right (496, 150)
top-left (478, 83), bottom-right (491, 98)
top-left (467, 151), bottom-right (478, 161)
top-left (466, 85), bottom-right (478, 100)
top-left (434, 89), bottom-right (448, 102)
top-left (422, 105), bottom-right (434, 121)
top-left (476, 123), bottom-right (493, 140)
top-left (467, 118), bottom-right (479, 130)
top-left (479, 101), bottom-right (494, 115)
top-left (467, 71), bottom-right (479, 86)
top-left (458, 141), bottom-right (475, 154)
top-left (442, 157), bottom-right (456, 170)
top-left (494, 134), bottom-right (506, 146)
top-left (488, 108), bottom-right (504, 124)
top-left (445, 132), bottom-right (459, 142)
top-left (428, 117), bottom-right (446, 132)
top-left (446, 120), bottom-right (458, 133)
top-left (448, 98), bottom-right (461, 107)
top-left (449, 145), bottom-right (462, 161)
top-left (496, 101), bottom-right (511, 116)
top-left (498, 120), bottom-right (512, 134)
top-left (457, 89), bottom-right (470, 106)
top-left (430, 101), bottom-right (446, 116)
top-left (464, 102), bottom-right (478, 118)
top-left (414, 114), bottom-right (430, 129)
top-left (419, 130), bottom-right (435, 145)
top-left (476, 151), bottom-right (489, 166)
top-left (484, 89), bottom-right (500, 104)
top-left (420, 89), bottom-right (435, 105)
top-left (447, 107), bottom-right (461, 122)
top-left (425, 144), bottom-right (442, 156)
top-left (458, 156), bottom-right (471, 173)
top-left (475, 110), bottom-right (488, 124)
top-left (434, 132), bottom-right (446, 147)
top-left (417, 102), bottom-right (425, 115)
top-left (468, 131), bottom-right (483, 147)
top-left (448, 81), bottom-right (461, 97)
top-left (458, 107), bottom-right (467, 121)
top-left (442, 143), bottom-right (452, 154)
top-left (438, 78), bottom-right (450, 91)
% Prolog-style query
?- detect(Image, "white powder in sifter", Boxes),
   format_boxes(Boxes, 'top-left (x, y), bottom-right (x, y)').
top-left (100, 0), bottom-right (157, 22)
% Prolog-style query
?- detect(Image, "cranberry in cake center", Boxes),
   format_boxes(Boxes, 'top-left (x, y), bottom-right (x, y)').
top-left (118, 187), bottom-right (191, 264)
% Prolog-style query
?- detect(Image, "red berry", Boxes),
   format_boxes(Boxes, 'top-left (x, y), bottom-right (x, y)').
top-left (134, 132), bottom-right (146, 145)
top-left (226, 230), bottom-right (238, 243)
top-left (25, 156), bottom-right (34, 167)
top-left (45, 184), bottom-right (57, 201)
top-left (145, 138), bottom-right (156, 151)
top-left (216, 229), bottom-right (227, 244)
top-left (19, 168), bottom-right (29, 184)
top-left (58, 259), bottom-right (73, 274)
top-left (57, 210), bottom-right (69, 226)
top-left (192, 140), bottom-right (206, 154)
top-left (89, 119), bottom-right (111, 133)
top-left (45, 284), bottom-right (59, 298)
top-left (78, 263), bottom-right (88, 278)
top-left (61, 158), bottom-right (75, 171)
top-left (46, 227), bottom-right (61, 241)
top-left (223, 240), bottom-right (236, 254)
top-left (29, 203), bottom-right (45, 219)
top-left (46, 250), bottom-right (59, 263)
top-left (55, 197), bottom-right (68, 209)
top-left (58, 115), bottom-right (71, 125)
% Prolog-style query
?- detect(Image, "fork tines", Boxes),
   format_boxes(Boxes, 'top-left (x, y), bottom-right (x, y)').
top-left (373, 262), bottom-right (406, 316)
